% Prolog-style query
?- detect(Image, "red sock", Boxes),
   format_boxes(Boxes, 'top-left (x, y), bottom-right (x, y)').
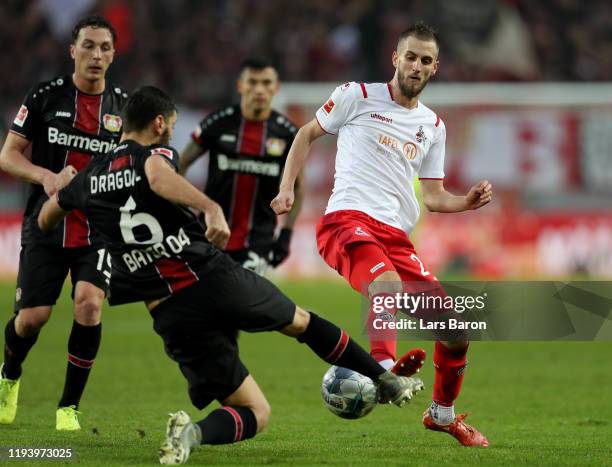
top-left (367, 293), bottom-right (397, 363)
top-left (432, 341), bottom-right (468, 406)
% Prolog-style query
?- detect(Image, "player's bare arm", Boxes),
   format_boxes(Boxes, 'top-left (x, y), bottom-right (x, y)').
top-left (281, 168), bottom-right (305, 229)
top-left (36, 165), bottom-right (78, 231)
top-left (55, 165), bottom-right (78, 191)
top-left (38, 196), bottom-right (69, 232)
top-left (144, 154), bottom-right (230, 248)
top-left (0, 132), bottom-right (60, 196)
top-left (178, 139), bottom-right (203, 175)
top-left (271, 119), bottom-right (325, 215)
top-left (420, 179), bottom-right (493, 213)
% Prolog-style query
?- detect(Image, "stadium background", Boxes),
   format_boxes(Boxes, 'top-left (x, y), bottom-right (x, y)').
top-left (1, 0), bottom-right (612, 279)
top-left (0, 1), bottom-right (611, 465)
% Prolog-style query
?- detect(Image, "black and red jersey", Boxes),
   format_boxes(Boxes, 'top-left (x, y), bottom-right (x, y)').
top-left (191, 105), bottom-right (297, 255)
top-left (10, 75), bottom-right (127, 247)
top-left (57, 140), bottom-right (231, 305)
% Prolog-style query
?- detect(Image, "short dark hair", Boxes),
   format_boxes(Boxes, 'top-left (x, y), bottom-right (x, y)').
top-left (239, 57), bottom-right (276, 74)
top-left (72, 15), bottom-right (117, 45)
top-left (123, 86), bottom-right (177, 133)
top-left (397, 22), bottom-right (439, 50)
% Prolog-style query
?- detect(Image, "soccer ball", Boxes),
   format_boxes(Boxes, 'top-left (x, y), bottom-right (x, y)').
top-left (321, 366), bottom-right (378, 419)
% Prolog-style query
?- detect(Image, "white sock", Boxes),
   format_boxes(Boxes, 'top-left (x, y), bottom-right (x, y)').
top-left (378, 358), bottom-right (395, 370)
top-left (429, 402), bottom-right (455, 425)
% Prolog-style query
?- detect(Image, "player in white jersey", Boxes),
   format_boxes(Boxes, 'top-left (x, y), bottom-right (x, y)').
top-left (272, 22), bottom-right (492, 447)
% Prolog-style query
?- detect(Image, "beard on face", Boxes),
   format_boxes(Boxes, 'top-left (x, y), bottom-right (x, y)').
top-left (160, 127), bottom-right (171, 146)
top-left (397, 67), bottom-right (429, 99)
top-left (250, 98), bottom-right (268, 118)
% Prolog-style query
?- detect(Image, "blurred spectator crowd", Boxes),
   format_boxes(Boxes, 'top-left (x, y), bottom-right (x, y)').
top-left (1, 0), bottom-right (612, 113)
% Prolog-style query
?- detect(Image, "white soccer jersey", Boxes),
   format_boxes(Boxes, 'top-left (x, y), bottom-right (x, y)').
top-left (315, 81), bottom-right (446, 234)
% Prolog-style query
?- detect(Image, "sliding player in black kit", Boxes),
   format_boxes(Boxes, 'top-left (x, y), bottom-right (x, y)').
top-left (180, 58), bottom-right (304, 274)
top-left (38, 86), bottom-right (423, 465)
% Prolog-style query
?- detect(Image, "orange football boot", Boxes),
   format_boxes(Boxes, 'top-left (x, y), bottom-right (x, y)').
top-left (423, 410), bottom-right (489, 447)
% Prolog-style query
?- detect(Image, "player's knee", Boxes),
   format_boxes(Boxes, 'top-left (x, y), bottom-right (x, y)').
top-left (252, 400), bottom-right (271, 433)
top-left (16, 308), bottom-right (51, 336)
top-left (280, 307), bottom-right (310, 337)
top-left (368, 270), bottom-right (402, 298)
top-left (74, 288), bottom-right (103, 325)
top-left (74, 297), bottom-right (102, 326)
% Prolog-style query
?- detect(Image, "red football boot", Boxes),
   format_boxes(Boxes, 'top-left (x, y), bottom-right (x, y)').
top-left (422, 410), bottom-right (489, 447)
top-left (391, 348), bottom-right (426, 377)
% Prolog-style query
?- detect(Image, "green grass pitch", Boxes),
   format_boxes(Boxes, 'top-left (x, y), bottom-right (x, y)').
top-left (0, 278), bottom-right (611, 466)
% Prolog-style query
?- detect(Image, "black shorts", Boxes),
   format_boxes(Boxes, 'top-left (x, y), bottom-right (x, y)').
top-left (151, 264), bottom-right (295, 409)
top-left (15, 243), bottom-right (110, 312)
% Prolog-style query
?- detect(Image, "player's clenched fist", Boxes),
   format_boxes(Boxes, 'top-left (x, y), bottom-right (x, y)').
top-left (41, 171), bottom-right (60, 197)
top-left (465, 180), bottom-right (493, 210)
top-left (204, 202), bottom-right (230, 249)
top-left (55, 165), bottom-right (78, 191)
top-left (270, 188), bottom-right (294, 215)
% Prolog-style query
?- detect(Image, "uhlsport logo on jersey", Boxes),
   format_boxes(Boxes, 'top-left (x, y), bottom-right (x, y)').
top-left (103, 114), bottom-right (122, 132)
top-left (266, 138), bottom-right (287, 156)
top-left (370, 113), bottom-right (393, 124)
top-left (14, 105), bottom-right (28, 127)
top-left (323, 98), bottom-right (335, 114)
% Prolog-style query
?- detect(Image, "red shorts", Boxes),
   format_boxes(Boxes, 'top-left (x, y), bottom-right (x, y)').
top-left (316, 210), bottom-right (439, 294)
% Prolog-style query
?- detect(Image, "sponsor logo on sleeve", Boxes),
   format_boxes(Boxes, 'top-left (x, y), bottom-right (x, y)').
top-left (265, 137), bottom-right (287, 156)
top-left (323, 98), bottom-right (335, 114)
top-left (150, 147), bottom-right (174, 159)
top-left (103, 114), bottom-right (123, 132)
top-left (14, 105), bottom-right (28, 127)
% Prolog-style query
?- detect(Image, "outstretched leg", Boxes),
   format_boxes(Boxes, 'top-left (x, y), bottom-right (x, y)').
top-left (281, 307), bottom-right (423, 406)
top-left (159, 376), bottom-right (268, 465)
